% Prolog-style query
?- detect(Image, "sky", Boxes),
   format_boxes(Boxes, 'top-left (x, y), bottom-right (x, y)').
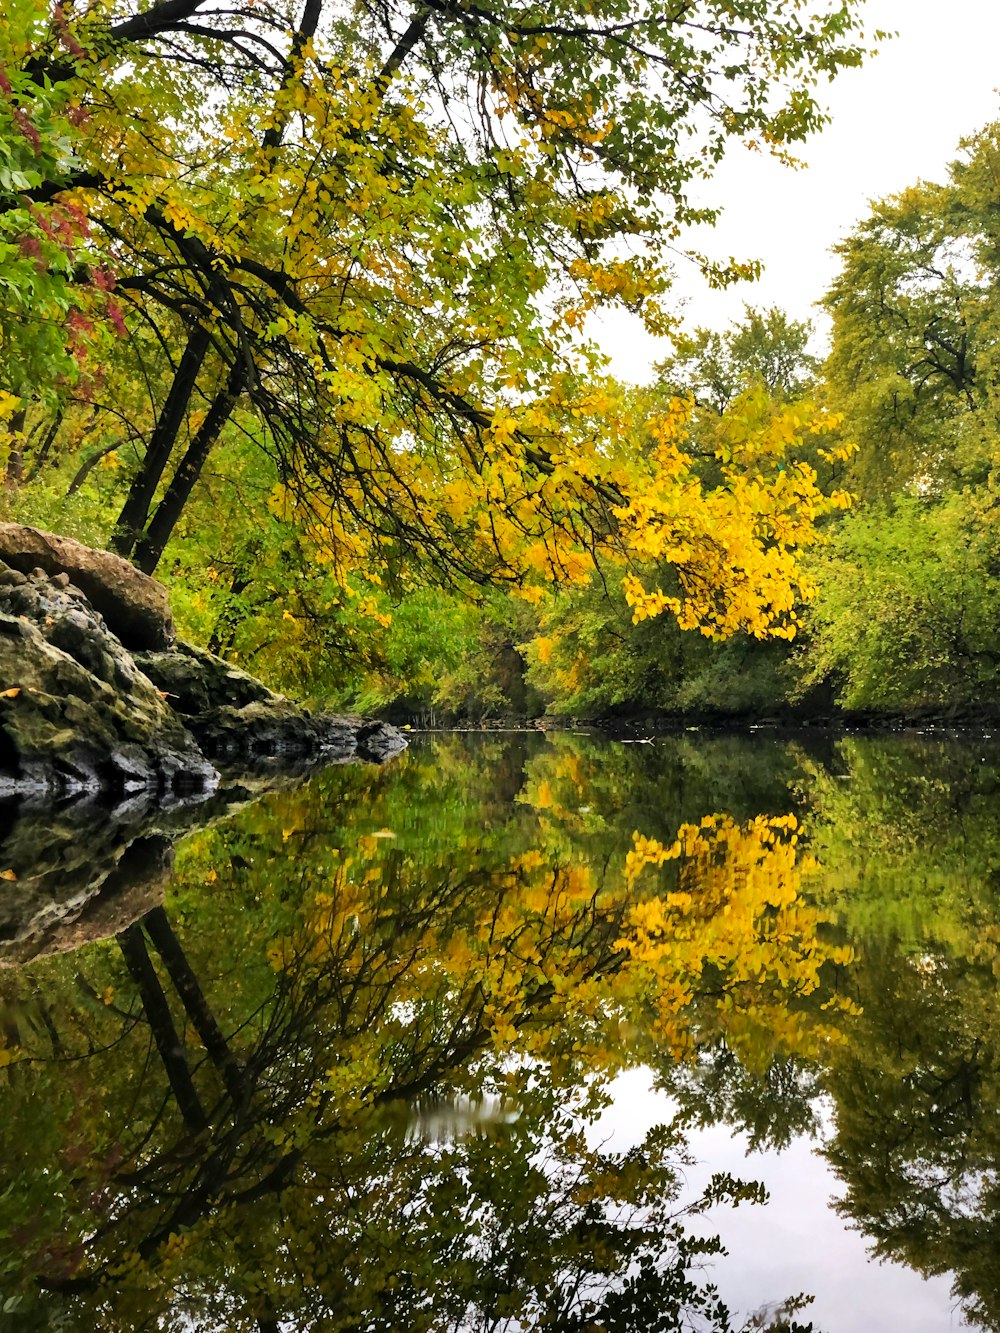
top-left (592, 0), bottom-right (1000, 382)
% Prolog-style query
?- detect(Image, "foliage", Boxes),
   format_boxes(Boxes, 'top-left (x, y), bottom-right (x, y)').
top-left (0, 0), bottom-right (877, 674)
top-left (517, 374), bottom-right (856, 717)
top-left (523, 560), bottom-right (800, 717)
top-left (657, 306), bottom-right (818, 414)
top-left (796, 491), bottom-right (1000, 712)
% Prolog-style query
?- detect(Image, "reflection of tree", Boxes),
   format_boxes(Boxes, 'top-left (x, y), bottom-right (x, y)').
top-left (787, 733), bottom-right (1000, 1330)
top-left (0, 789), bottom-right (845, 1330)
top-left (823, 937), bottom-right (1000, 1332)
top-left (796, 733), bottom-right (1000, 944)
top-left (655, 1046), bottom-right (822, 1153)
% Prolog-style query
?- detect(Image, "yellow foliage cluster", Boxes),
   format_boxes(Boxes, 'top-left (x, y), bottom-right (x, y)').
top-left (617, 814), bottom-right (856, 1061)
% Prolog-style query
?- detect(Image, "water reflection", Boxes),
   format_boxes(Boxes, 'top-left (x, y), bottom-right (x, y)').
top-left (0, 731), bottom-right (997, 1330)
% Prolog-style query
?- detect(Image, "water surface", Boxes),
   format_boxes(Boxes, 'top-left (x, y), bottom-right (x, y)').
top-left (0, 730), bottom-right (996, 1330)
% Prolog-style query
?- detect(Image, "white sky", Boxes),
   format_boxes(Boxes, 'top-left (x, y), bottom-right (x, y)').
top-left (592, 0), bottom-right (1000, 382)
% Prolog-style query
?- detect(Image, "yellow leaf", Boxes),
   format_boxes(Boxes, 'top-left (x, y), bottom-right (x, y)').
top-left (0, 687), bottom-right (20, 699)
top-left (0, 870), bottom-right (16, 881)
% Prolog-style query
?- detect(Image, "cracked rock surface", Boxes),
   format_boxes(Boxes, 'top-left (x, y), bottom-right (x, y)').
top-left (0, 528), bottom-right (405, 801)
top-left (0, 562), bottom-right (217, 797)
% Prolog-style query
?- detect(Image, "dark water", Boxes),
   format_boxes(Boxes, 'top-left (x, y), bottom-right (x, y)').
top-left (0, 730), bottom-right (997, 1331)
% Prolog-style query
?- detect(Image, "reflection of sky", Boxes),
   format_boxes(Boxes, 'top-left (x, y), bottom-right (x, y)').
top-left (591, 1068), bottom-right (971, 1333)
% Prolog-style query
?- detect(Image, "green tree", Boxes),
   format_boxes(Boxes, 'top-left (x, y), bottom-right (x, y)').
top-left (795, 492), bottom-right (1000, 713)
top-left (658, 306), bottom-right (818, 414)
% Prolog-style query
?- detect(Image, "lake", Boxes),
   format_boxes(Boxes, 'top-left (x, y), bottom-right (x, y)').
top-left (0, 729), bottom-right (995, 1330)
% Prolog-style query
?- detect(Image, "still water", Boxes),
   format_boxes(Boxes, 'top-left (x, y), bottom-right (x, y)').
top-left (0, 730), bottom-right (996, 1331)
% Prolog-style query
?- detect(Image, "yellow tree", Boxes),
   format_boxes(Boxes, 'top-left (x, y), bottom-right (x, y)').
top-left (2, 0), bottom-right (876, 640)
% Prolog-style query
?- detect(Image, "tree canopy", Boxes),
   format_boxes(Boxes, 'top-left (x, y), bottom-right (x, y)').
top-left (2, 0), bottom-right (872, 644)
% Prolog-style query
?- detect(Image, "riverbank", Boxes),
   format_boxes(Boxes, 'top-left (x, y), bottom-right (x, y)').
top-left (0, 523), bottom-right (405, 801)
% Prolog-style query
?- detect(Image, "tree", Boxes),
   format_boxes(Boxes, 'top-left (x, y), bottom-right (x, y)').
top-left (821, 124), bottom-right (1000, 499)
top-left (0, 3), bottom-right (117, 487)
top-left (2, 0), bottom-right (873, 647)
top-left (823, 934), bottom-right (1000, 1333)
top-left (658, 306), bottom-right (818, 415)
top-left (519, 378), bottom-right (855, 717)
top-left (789, 120), bottom-right (1000, 714)
top-left (794, 492), bottom-right (1000, 713)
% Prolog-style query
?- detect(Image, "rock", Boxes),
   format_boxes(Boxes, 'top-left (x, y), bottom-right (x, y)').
top-left (0, 522), bottom-right (174, 650)
top-left (356, 720), bottom-right (409, 763)
top-left (0, 532), bottom-right (405, 801)
top-left (0, 567), bottom-right (217, 798)
top-left (136, 642), bottom-right (407, 767)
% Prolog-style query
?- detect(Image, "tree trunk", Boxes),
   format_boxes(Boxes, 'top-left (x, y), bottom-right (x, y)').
top-left (25, 408), bottom-right (65, 483)
top-left (118, 924), bottom-right (209, 1134)
top-left (142, 906), bottom-right (247, 1109)
top-left (111, 322), bottom-right (213, 558)
top-left (3, 407), bottom-right (27, 489)
top-left (133, 364), bottom-right (244, 575)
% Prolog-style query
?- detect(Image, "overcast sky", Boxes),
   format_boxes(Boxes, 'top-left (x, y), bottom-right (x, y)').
top-left (592, 0), bottom-right (1000, 382)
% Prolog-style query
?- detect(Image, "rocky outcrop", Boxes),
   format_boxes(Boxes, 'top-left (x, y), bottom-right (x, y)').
top-left (136, 642), bottom-right (405, 766)
top-left (0, 564), bottom-right (217, 796)
top-left (0, 522), bottom-right (174, 650)
top-left (0, 527), bottom-right (405, 801)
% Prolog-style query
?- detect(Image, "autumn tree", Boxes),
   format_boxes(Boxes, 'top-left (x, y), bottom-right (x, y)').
top-left (1, 0), bottom-right (876, 651)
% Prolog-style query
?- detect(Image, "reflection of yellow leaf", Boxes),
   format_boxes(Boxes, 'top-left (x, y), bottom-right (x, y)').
top-left (0, 687), bottom-right (20, 699)
top-left (0, 869), bottom-right (15, 881)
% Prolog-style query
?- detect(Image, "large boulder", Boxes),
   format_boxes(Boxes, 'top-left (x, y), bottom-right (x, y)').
top-left (0, 564), bottom-right (217, 796)
top-left (0, 531), bottom-right (405, 801)
top-left (0, 522), bottom-right (174, 650)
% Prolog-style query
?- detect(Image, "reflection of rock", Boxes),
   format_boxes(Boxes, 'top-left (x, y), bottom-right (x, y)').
top-left (0, 527), bottom-right (405, 799)
top-left (0, 792), bottom-right (183, 963)
top-left (0, 781), bottom-right (283, 964)
top-left (0, 828), bottom-right (174, 966)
